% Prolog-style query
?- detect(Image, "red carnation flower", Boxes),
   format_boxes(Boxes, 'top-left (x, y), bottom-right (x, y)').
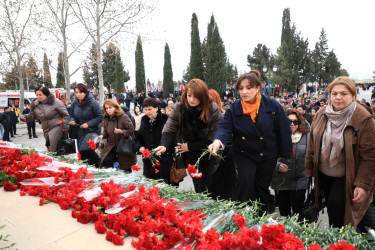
top-left (155, 169), bottom-right (159, 174)
top-left (86, 140), bottom-right (96, 150)
top-left (131, 164), bottom-right (141, 171)
top-left (187, 164), bottom-right (197, 175)
top-left (233, 213), bottom-right (246, 228)
top-left (142, 148), bottom-right (151, 158)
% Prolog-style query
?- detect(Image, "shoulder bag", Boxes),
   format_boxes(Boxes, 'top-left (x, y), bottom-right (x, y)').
top-left (298, 177), bottom-right (325, 223)
top-left (116, 118), bottom-right (135, 156)
top-left (56, 132), bottom-right (77, 156)
top-left (170, 154), bottom-right (187, 183)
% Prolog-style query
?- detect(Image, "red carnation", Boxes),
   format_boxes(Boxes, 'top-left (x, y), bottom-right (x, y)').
top-left (131, 164), bottom-right (141, 171)
top-left (142, 148), bottom-right (151, 158)
top-left (86, 140), bottom-right (96, 150)
top-left (95, 220), bottom-right (107, 234)
top-left (155, 169), bottom-right (159, 174)
top-left (77, 211), bottom-right (90, 224)
top-left (233, 213), bottom-right (246, 228)
top-left (187, 164), bottom-right (197, 175)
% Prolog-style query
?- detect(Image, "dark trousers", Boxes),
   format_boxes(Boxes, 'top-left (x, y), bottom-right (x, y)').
top-left (80, 149), bottom-right (101, 168)
top-left (102, 147), bottom-right (117, 169)
top-left (276, 189), bottom-right (306, 217)
top-left (319, 171), bottom-right (345, 228)
top-left (11, 122), bottom-right (16, 135)
top-left (2, 126), bottom-right (11, 141)
top-left (27, 124), bottom-right (36, 138)
top-left (232, 152), bottom-right (277, 214)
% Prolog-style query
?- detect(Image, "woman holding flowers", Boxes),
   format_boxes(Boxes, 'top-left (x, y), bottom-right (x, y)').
top-left (70, 83), bottom-right (102, 168)
top-left (100, 99), bottom-right (136, 171)
top-left (305, 76), bottom-right (375, 229)
top-left (154, 79), bottom-right (222, 193)
top-left (208, 71), bottom-right (293, 214)
top-left (136, 98), bottom-right (174, 184)
top-left (21, 86), bottom-right (69, 152)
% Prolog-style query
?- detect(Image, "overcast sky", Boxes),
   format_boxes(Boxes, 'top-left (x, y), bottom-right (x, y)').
top-left (70, 0), bottom-right (375, 88)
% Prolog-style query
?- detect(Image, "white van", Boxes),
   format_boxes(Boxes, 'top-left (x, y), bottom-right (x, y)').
top-left (0, 90), bottom-right (36, 111)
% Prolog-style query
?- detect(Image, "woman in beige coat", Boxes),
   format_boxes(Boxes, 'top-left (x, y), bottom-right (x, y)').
top-left (21, 86), bottom-right (70, 152)
top-left (99, 99), bottom-right (136, 171)
top-left (305, 76), bottom-right (375, 229)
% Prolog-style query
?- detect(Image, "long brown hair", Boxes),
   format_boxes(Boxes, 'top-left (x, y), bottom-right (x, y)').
top-left (208, 89), bottom-right (225, 113)
top-left (103, 99), bottom-right (124, 118)
top-left (181, 79), bottom-right (212, 123)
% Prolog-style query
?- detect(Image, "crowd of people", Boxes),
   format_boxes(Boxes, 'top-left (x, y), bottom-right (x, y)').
top-left (1, 72), bottom-right (374, 233)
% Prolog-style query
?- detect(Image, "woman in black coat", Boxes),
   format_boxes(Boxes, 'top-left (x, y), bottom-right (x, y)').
top-left (137, 98), bottom-right (174, 185)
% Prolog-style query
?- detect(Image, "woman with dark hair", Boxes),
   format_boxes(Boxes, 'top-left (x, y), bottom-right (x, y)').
top-left (70, 83), bottom-right (102, 167)
top-left (209, 71), bottom-right (293, 214)
top-left (21, 86), bottom-right (69, 152)
top-left (137, 98), bottom-right (174, 184)
top-left (100, 99), bottom-right (136, 171)
top-left (154, 79), bottom-right (222, 192)
top-left (306, 76), bottom-right (375, 230)
top-left (271, 108), bottom-right (309, 217)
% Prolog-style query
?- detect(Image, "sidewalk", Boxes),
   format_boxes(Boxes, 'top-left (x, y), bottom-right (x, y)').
top-left (0, 189), bottom-right (135, 249)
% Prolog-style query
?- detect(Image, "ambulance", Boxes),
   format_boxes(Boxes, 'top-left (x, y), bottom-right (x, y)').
top-left (0, 90), bottom-right (36, 111)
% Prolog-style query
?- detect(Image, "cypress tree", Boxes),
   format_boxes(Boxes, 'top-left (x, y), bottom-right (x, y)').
top-left (56, 52), bottom-right (65, 88)
top-left (189, 13), bottom-right (204, 80)
top-left (135, 35), bottom-right (146, 93)
top-left (43, 52), bottom-right (53, 88)
top-left (163, 43), bottom-right (173, 98)
top-left (204, 14), bottom-right (227, 94)
top-left (103, 43), bottom-right (117, 92)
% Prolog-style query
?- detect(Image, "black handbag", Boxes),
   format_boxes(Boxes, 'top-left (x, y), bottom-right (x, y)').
top-left (56, 132), bottom-right (77, 156)
top-left (116, 135), bottom-right (134, 156)
top-left (69, 125), bottom-right (79, 139)
top-left (298, 178), bottom-right (323, 223)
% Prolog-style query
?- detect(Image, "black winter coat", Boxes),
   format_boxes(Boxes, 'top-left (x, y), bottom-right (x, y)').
top-left (137, 111), bottom-right (173, 183)
top-left (0, 112), bottom-right (11, 127)
top-left (271, 133), bottom-right (309, 191)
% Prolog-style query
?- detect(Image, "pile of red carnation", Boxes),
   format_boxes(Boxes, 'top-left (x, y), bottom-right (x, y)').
top-left (0, 147), bottom-right (357, 249)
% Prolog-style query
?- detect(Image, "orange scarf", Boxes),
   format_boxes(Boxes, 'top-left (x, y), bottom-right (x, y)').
top-left (241, 93), bottom-right (261, 123)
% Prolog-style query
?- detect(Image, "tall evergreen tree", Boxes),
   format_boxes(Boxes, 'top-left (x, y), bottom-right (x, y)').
top-left (25, 57), bottom-right (41, 90)
top-left (188, 13), bottom-right (204, 80)
top-left (43, 53), bottom-right (53, 88)
top-left (135, 35), bottom-right (146, 93)
top-left (204, 14), bottom-right (227, 94)
top-left (82, 44), bottom-right (99, 89)
top-left (163, 43), bottom-right (173, 98)
top-left (82, 62), bottom-right (95, 89)
top-left (311, 28), bottom-right (329, 85)
top-left (247, 43), bottom-right (274, 75)
top-left (56, 52), bottom-right (65, 88)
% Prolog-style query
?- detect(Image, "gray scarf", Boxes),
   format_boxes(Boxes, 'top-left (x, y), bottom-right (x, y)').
top-left (322, 101), bottom-right (356, 167)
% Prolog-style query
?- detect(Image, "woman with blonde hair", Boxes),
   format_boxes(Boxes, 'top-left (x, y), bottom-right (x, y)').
top-left (305, 76), bottom-right (375, 230)
top-left (100, 99), bottom-right (136, 171)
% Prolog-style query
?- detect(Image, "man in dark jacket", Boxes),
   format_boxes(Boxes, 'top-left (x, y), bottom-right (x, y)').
top-left (22, 104), bottom-right (38, 139)
top-left (0, 107), bottom-right (12, 141)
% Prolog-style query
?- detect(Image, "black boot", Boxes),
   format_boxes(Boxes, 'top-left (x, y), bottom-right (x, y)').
top-left (33, 135), bottom-right (38, 138)
top-left (29, 135), bottom-right (32, 139)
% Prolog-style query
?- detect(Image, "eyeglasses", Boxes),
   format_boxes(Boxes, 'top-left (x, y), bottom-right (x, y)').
top-left (289, 119), bottom-right (300, 125)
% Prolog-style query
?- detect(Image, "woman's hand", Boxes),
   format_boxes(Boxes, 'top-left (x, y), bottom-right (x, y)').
top-left (139, 146), bottom-right (145, 153)
top-left (114, 128), bottom-right (123, 134)
top-left (20, 115), bottom-right (26, 121)
top-left (208, 140), bottom-right (221, 156)
top-left (176, 142), bottom-right (189, 153)
top-left (352, 187), bottom-right (366, 203)
top-left (278, 164), bottom-right (288, 172)
top-left (80, 123), bottom-right (89, 129)
top-left (70, 121), bottom-right (76, 126)
top-left (153, 146), bottom-right (166, 155)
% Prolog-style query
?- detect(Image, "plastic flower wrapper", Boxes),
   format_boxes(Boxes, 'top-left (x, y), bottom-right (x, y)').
top-left (20, 177), bottom-right (67, 186)
top-left (202, 210), bottom-right (234, 234)
top-left (176, 199), bottom-right (213, 212)
top-left (105, 188), bottom-right (139, 214)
